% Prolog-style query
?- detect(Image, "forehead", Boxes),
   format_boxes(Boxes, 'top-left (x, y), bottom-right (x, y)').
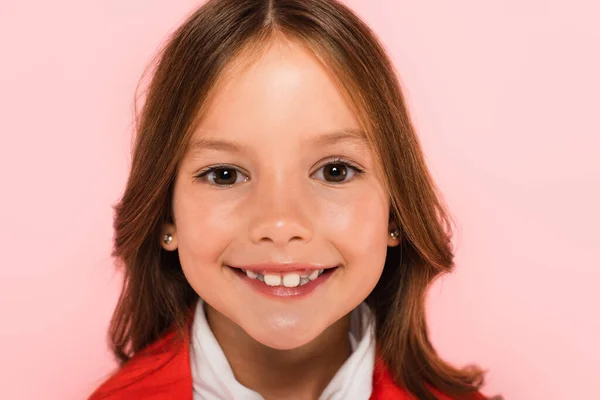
top-left (192, 37), bottom-right (364, 148)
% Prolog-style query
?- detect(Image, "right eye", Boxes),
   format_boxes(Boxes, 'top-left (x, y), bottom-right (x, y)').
top-left (195, 165), bottom-right (249, 187)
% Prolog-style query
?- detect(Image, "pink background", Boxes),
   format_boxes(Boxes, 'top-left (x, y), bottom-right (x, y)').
top-left (1, 1), bottom-right (598, 399)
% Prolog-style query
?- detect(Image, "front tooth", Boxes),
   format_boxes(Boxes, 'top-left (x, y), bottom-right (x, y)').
top-left (282, 273), bottom-right (300, 287)
top-left (245, 270), bottom-right (258, 279)
top-left (264, 274), bottom-right (282, 286)
top-left (308, 270), bottom-right (319, 280)
top-left (257, 273), bottom-right (264, 282)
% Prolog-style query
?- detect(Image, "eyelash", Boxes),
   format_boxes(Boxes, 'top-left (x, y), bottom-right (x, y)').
top-left (193, 157), bottom-right (365, 188)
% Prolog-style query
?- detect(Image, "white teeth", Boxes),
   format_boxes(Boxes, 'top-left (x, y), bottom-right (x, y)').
top-left (308, 269), bottom-right (322, 280)
top-left (299, 277), bottom-right (310, 285)
top-left (245, 269), bottom-right (258, 279)
top-left (263, 274), bottom-right (282, 286)
top-left (243, 270), bottom-right (325, 286)
top-left (282, 273), bottom-right (300, 287)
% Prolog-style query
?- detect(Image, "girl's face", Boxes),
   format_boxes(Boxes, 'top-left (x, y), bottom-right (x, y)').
top-left (163, 37), bottom-right (399, 350)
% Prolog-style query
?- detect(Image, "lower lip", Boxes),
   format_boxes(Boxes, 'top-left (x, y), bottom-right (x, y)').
top-left (229, 266), bottom-right (337, 299)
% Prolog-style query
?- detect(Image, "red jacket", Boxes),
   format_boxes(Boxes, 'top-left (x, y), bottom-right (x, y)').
top-left (88, 321), bottom-right (488, 400)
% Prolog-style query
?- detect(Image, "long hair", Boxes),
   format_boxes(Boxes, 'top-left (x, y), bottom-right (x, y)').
top-left (108, 0), bottom-right (487, 398)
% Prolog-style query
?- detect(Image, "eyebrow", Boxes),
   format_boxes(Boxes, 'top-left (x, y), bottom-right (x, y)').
top-left (187, 128), bottom-right (369, 155)
top-left (310, 128), bottom-right (369, 147)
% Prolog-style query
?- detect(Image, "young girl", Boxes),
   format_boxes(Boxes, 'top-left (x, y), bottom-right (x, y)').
top-left (89, 0), bottom-right (497, 398)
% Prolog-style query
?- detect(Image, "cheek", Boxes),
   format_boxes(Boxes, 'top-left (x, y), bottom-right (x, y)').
top-left (319, 189), bottom-right (389, 274)
top-left (172, 187), bottom-right (239, 279)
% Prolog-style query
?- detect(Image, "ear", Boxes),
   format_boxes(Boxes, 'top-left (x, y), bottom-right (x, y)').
top-left (161, 222), bottom-right (178, 251)
top-left (387, 225), bottom-right (401, 247)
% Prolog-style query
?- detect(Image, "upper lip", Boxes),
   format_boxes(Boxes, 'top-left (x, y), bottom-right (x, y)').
top-left (228, 263), bottom-right (338, 273)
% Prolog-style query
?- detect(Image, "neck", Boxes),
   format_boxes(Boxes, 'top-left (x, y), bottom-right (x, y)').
top-left (205, 302), bottom-right (352, 400)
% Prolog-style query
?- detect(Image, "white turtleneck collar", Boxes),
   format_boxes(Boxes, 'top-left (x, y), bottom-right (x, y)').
top-left (189, 298), bottom-right (376, 400)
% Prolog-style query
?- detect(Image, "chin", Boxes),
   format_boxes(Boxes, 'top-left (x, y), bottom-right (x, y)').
top-left (243, 316), bottom-right (325, 350)
top-left (253, 331), bottom-right (319, 351)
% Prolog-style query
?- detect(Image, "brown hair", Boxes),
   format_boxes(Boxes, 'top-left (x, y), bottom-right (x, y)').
top-left (108, 0), bottom-right (488, 398)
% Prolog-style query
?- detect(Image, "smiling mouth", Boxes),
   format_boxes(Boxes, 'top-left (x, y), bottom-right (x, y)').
top-left (227, 266), bottom-right (337, 288)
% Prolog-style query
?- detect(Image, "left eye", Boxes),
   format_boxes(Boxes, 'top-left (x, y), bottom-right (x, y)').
top-left (312, 161), bottom-right (364, 184)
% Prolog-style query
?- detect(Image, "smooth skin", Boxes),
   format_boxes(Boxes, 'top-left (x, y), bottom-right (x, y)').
top-left (161, 35), bottom-right (401, 399)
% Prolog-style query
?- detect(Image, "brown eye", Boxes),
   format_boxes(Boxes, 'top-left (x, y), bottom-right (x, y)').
top-left (212, 168), bottom-right (237, 185)
top-left (312, 160), bottom-right (364, 184)
top-left (196, 166), bottom-right (249, 187)
top-left (323, 163), bottom-right (347, 182)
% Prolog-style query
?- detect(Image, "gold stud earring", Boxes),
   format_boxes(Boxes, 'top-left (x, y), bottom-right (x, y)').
top-left (163, 233), bottom-right (173, 244)
top-left (390, 230), bottom-right (400, 240)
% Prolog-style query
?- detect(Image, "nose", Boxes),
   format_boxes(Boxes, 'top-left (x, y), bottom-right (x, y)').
top-left (247, 177), bottom-right (313, 246)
